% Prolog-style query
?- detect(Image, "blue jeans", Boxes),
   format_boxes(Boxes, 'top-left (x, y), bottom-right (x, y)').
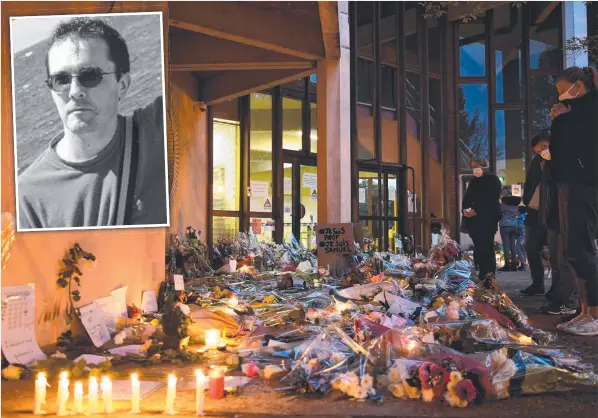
top-left (500, 226), bottom-right (518, 268)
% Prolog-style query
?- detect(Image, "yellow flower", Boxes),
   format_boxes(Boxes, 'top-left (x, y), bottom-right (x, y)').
top-left (263, 295), bottom-right (277, 304)
top-left (404, 382), bottom-right (421, 399)
top-left (2, 365), bottom-right (22, 380)
top-left (431, 297), bottom-right (446, 310)
top-left (150, 319), bottom-right (160, 327)
top-left (389, 383), bottom-right (407, 399)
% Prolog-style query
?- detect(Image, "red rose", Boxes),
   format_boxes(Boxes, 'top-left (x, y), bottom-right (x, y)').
top-left (454, 379), bottom-right (477, 403)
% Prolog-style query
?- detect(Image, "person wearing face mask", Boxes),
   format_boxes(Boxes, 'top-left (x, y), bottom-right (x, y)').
top-left (461, 159), bottom-right (503, 285)
top-left (548, 66), bottom-right (598, 336)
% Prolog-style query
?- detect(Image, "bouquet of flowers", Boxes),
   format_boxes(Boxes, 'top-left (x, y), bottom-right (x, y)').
top-left (213, 236), bottom-right (240, 261)
top-left (428, 228), bottom-right (461, 266)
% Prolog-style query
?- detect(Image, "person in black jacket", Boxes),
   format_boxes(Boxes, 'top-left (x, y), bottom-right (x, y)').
top-left (462, 158), bottom-right (502, 284)
top-left (549, 66), bottom-right (598, 336)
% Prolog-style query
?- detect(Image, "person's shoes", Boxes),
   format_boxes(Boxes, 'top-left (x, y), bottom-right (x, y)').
top-left (520, 285), bottom-right (545, 296)
top-left (543, 304), bottom-right (577, 316)
top-left (557, 314), bottom-right (588, 331)
top-left (510, 265), bottom-right (518, 272)
top-left (565, 316), bottom-right (598, 336)
top-left (517, 265), bottom-right (526, 271)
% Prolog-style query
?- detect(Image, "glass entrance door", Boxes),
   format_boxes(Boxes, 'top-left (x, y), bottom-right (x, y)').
top-left (283, 156), bottom-right (317, 248)
top-left (358, 166), bottom-right (404, 252)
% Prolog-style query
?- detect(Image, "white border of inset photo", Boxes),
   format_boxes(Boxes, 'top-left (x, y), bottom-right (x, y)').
top-left (10, 11), bottom-right (170, 232)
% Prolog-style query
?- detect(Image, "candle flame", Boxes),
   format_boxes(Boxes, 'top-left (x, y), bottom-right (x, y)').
top-left (37, 372), bottom-right (46, 379)
top-left (131, 373), bottom-right (139, 381)
top-left (168, 374), bottom-right (177, 384)
top-left (195, 370), bottom-right (205, 379)
top-left (89, 376), bottom-right (98, 384)
top-left (60, 371), bottom-right (68, 380)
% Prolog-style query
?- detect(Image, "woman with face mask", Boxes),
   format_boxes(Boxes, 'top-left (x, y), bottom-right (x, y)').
top-left (461, 158), bottom-right (503, 285)
top-left (548, 66), bottom-right (598, 336)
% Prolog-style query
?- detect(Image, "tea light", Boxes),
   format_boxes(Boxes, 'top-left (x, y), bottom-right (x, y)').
top-left (130, 373), bottom-right (141, 414)
top-left (406, 340), bottom-right (417, 352)
top-left (164, 374), bottom-right (177, 415)
top-left (195, 370), bottom-right (206, 416)
top-left (228, 296), bottom-right (239, 308)
top-left (205, 329), bottom-right (220, 350)
top-left (34, 372), bottom-right (48, 415)
top-left (56, 371), bottom-right (69, 416)
top-left (196, 346), bottom-right (208, 354)
top-left (88, 377), bottom-right (99, 414)
top-left (73, 382), bottom-right (84, 414)
top-left (208, 368), bottom-right (225, 400)
top-left (100, 376), bottom-right (114, 414)
top-left (217, 340), bottom-right (227, 351)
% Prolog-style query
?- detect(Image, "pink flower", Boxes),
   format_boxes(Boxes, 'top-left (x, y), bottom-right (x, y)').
top-left (243, 361), bottom-right (260, 377)
top-left (454, 379), bottom-right (477, 403)
top-left (418, 363), bottom-right (450, 397)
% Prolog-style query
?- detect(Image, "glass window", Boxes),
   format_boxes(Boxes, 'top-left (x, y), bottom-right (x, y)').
top-left (459, 20), bottom-right (486, 77)
top-left (299, 165), bottom-right (318, 249)
top-left (429, 77), bottom-right (442, 141)
top-left (249, 93), bottom-right (273, 213)
top-left (429, 152), bottom-right (444, 219)
top-left (407, 129), bottom-right (422, 218)
top-left (494, 4), bottom-right (522, 103)
top-left (213, 119), bottom-right (240, 211)
top-left (496, 110), bottom-right (526, 186)
top-left (282, 97), bottom-right (303, 151)
top-left (358, 171), bottom-right (380, 217)
top-left (310, 74), bottom-right (317, 84)
top-left (381, 65), bottom-right (396, 109)
top-left (406, 72), bottom-right (421, 141)
top-left (565, 1), bottom-right (588, 68)
top-left (250, 217), bottom-right (274, 243)
top-left (213, 216), bottom-right (239, 241)
top-left (283, 163), bottom-right (293, 241)
top-left (529, 2), bottom-right (562, 71)
top-left (428, 18), bottom-right (442, 74)
top-left (405, 3), bottom-right (419, 67)
top-left (310, 102), bottom-right (318, 154)
top-left (459, 84), bottom-right (489, 172)
top-left (380, 2), bottom-right (398, 63)
top-left (530, 75), bottom-right (558, 136)
top-left (356, 2), bottom-right (374, 58)
top-left (357, 105), bottom-right (375, 160)
top-left (357, 59), bottom-right (374, 105)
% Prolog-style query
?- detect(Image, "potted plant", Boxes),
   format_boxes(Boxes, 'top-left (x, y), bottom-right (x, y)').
top-left (160, 294), bottom-right (192, 350)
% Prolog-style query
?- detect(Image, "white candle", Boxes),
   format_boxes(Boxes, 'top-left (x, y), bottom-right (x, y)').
top-left (228, 296), bottom-right (239, 308)
top-left (34, 372), bottom-right (48, 415)
top-left (205, 329), bottom-right (220, 350)
top-left (73, 382), bottom-right (84, 414)
top-left (130, 373), bottom-right (141, 414)
top-left (88, 377), bottom-right (99, 414)
top-left (56, 372), bottom-right (69, 416)
top-left (100, 376), bottom-right (114, 414)
top-left (164, 374), bottom-right (177, 415)
top-left (195, 370), bottom-right (205, 416)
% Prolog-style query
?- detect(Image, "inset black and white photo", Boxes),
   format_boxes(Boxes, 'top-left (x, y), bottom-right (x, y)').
top-left (10, 12), bottom-right (169, 231)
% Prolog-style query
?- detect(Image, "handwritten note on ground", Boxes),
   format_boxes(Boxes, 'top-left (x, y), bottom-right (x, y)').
top-left (1, 285), bottom-right (47, 366)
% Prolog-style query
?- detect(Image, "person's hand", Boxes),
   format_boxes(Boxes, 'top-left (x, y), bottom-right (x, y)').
top-left (463, 208), bottom-right (477, 218)
top-left (549, 103), bottom-right (571, 120)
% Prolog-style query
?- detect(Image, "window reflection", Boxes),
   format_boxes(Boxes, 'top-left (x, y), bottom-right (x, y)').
top-left (356, 2), bottom-right (374, 58)
top-left (249, 93), bottom-right (273, 213)
top-left (310, 102), bottom-right (318, 154)
top-left (429, 77), bottom-right (442, 143)
top-left (428, 18), bottom-right (442, 74)
top-left (494, 4), bottom-right (522, 103)
top-left (405, 3), bottom-right (419, 67)
top-left (459, 84), bottom-right (489, 171)
top-left (282, 97), bottom-right (303, 151)
top-left (381, 65), bottom-right (396, 109)
top-left (406, 72), bottom-right (421, 140)
top-left (496, 110), bottom-right (526, 186)
top-left (529, 2), bottom-right (562, 71)
top-left (530, 75), bottom-right (558, 136)
top-left (459, 20), bottom-right (486, 77)
top-left (380, 2), bottom-right (398, 63)
top-left (357, 59), bottom-right (374, 105)
top-left (213, 120), bottom-right (240, 211)
top-left (213, 216), bottom-right (239, 241)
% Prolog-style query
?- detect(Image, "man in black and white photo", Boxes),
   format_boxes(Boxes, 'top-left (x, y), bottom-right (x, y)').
top-left (12, 14), bottom-right (168, 230)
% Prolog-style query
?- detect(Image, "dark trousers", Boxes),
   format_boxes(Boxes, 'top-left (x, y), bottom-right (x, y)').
top-left (500, 226), bottom-right (518, 268)
top-left (525, 220), bottom-right (547, 287)
top-left (547, 227), bottom-right (576, 307)
top-left (557, 183), bottom-right (598, 306)
top-left (470, 229), bottom-right (496, 278)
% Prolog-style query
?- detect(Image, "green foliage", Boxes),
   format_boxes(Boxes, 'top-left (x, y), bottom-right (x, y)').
top-left (56, 243), bottom-right (96, 325)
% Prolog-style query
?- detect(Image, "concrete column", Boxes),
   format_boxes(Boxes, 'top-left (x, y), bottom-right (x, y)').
top-left (316, 2), bottom-right (351, 224)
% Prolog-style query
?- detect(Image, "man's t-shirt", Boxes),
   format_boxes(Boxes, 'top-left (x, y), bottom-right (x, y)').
top-left (18, 96), bottom-right (167, 229)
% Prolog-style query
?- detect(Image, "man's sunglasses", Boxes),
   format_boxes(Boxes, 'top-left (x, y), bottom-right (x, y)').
top-left (46, 68), bottom-right (115, 92)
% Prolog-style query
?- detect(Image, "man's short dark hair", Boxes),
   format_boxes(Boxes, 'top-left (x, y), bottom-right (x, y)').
top-left (531, 130), bottom-right (551, 148)
top-left (45, 17), bottom-right (130, 80)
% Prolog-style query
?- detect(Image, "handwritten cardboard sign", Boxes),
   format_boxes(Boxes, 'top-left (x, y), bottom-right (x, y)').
top-left (317, 224), bottom-right (354, 255)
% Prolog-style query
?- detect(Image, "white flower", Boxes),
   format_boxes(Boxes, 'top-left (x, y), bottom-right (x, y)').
top-left (114, 331), bottom-right (126, 345)
top-left (352, 385), bottom-right (368, 399)
top-left (361, 374), bottom-right (374, 390)
top-left (176, 303), bottom-right (191, 316)
top-left (51, 351), bottom-right (67, 359)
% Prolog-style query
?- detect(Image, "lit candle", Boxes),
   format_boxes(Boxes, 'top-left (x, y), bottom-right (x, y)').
top-left (208, 368), bottom-right (224, 400)
top-left (164, 374), bottom-right (177, 415)
top-left (34, 372), bottom-right (48, 415)
top-left (73, 382), bottom-right (84, 414)
top-left (228, 296), bottom-right (239, 308)
top-left (217, 340), bottom-right (227, 351)
top-left (130, 373), bottom-right (141, 414)
top-left (205, 329), bottom-right (220, 350)
top-left (88, 377), bottom-right (99, 414)
top-left (56, 371), bottom-right (69, 416)
top-left (100, 376), bottom-right (114, 414)
top-left (197, 346), bottom-right (208, 354)
top-left (195, 370), bottom-right (206, 416)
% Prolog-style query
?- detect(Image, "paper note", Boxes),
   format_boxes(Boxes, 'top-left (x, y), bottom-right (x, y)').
top-left (389, 186), bottom-right (396, 201)
top-left (1, 285), bottom-right (47, 366)
top-left (250, 181), bottom-right (269, 198)
top-left (108, 345), bottom-right (144, 357)
top-left (311, 189), bottom-right (318, 201)
top-left (141, 290), bottom-right (158, 314)
top-left (73, 354), bottom-right (112, 366)
top-left (173, 274), bottom-right (185, 291)
top-left (111, 286), bottom-right (128, 319)
top-left (303, 172), bottom-right (317, 189)
top-left (78, 302), bottom-right (111, 348)
top-left (94, 295), bottom-right (118, 334)
top-left (359, 188), bottom-right (366, 203)
top-left (284, 178), bottom-right (292, 195)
